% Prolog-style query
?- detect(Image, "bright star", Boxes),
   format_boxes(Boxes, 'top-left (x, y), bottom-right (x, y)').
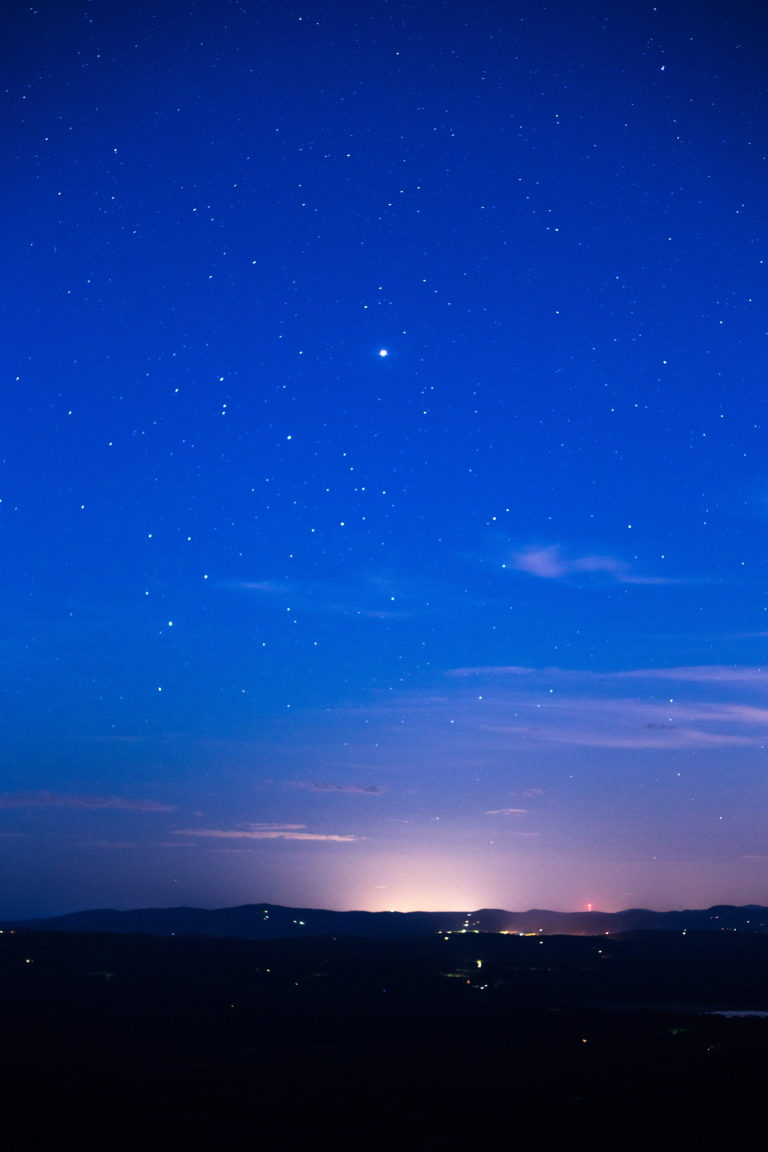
top-left (378, 348), bottom-right (388, 357)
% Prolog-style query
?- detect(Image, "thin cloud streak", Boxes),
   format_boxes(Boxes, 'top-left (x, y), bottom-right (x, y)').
top-left (0, 791), bottom-right (176, 812)
top-left (76, 840), bottom-right (197, 849)
top-left (289, 781), bottom-right (386, 795)
top-left (222, 579), bottom-right (285, 594)
top-left (361, 670), bottom-right (768, 754)
top-left (447, 663), bottom-right (768, 687)
top-left (224, 574), bottom-right (429, 621)
top-left (615, 665), bottom-right (768, 684)
top-left (478, 695), bottom-right (768, 750)
top-left (483, 722), bottom-right (756, 751)
top-left (173, 823), bottom-right (359, 842)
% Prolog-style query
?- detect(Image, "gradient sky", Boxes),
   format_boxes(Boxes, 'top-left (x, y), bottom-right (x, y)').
top-left (3, 0), bottom-right (768, 917)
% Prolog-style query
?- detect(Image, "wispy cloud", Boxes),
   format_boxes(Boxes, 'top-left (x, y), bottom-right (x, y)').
top-left (486, 724), bottom-right (754, 751)
top-left (481, 695), bottom-right (768, 750)
top-left (223, 573), bottom-right (428, 620)
top-left (615, 665), bottom-right (768, 684)
top-left (289, 781), bottom-right (386, 795)
top-left (486, 808), bottom-right (527, 816)
top-left (0, 791), bottom-right (176, 812)
top-left (510, 544), bottom-right (674, 585)
top-left (222, 579), bottom-right (285, 594)
top-left (76, 840), bottom-right (197, 849)
top-left (448, 664), bottom-right (768, 688)
top-left (366, 663), bottom-right (768, 753)
top-left (173, 822), bottom-right (359, 842)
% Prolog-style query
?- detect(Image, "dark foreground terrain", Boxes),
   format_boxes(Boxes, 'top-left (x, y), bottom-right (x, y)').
top-left (2, 927), bottom-right (768, 1150)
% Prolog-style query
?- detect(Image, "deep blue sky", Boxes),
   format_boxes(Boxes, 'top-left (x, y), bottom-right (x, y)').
top-left (3, 0), bottom-right (768, 916)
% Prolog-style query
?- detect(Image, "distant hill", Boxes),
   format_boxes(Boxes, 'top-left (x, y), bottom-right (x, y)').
top-left (3, 902), bottom-right (768, 939)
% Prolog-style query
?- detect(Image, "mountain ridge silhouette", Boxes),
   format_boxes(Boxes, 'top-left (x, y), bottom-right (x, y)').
top-left (4, 901), bottom-right (767, 938)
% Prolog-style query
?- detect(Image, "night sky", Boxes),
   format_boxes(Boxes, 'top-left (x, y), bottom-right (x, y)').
top-left (4, 0), bottom-right (768, 918)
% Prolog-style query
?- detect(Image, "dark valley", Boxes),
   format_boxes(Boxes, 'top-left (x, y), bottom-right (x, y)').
top-left (3, 913), bottom-right (768, 1149)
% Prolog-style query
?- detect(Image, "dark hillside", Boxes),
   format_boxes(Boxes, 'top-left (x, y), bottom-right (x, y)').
top-left (2, 928), bottom-right (768, 1149)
